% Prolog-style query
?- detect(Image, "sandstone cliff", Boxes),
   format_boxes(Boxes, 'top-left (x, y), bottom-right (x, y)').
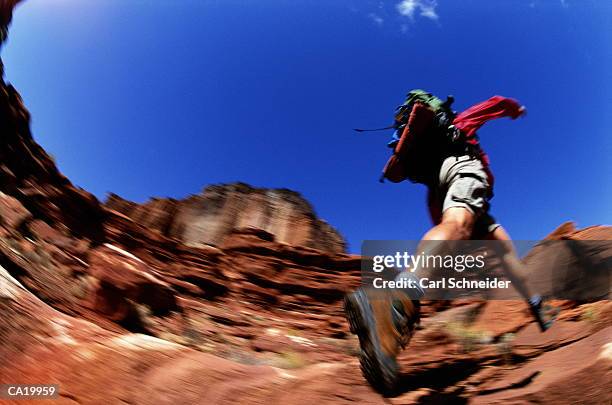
top-left (105, 184), bottom-right (346, 254)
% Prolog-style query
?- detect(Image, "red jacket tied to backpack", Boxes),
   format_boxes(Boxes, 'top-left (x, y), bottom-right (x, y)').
top-left (452, 95), bottom-right (523, 185)
top-left (453, 95), bottom-right (523, 138)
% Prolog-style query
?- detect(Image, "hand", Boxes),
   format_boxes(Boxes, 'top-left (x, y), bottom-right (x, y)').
top-left (518, 106), bottom-right (527, 118)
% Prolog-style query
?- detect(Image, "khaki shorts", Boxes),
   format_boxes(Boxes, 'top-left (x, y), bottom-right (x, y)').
top-left (429, 155), bottom-right (500, 238)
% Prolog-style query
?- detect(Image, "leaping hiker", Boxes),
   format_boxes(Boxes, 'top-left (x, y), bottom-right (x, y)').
top-left (345, 90), bottom-right (555, 392)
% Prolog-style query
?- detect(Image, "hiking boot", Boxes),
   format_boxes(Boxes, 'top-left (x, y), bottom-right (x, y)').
top-left (528, 295), bottom-right (555, 332)
top-left (344, 287), bottom-right (420, 393)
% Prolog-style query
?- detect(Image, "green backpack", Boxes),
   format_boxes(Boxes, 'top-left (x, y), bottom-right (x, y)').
top-left (382, 90), bottom-right (457, 184)
top-left (354, 89), bottom-right (457, 184)
top-left (393, 89), bottom-right (453, 126)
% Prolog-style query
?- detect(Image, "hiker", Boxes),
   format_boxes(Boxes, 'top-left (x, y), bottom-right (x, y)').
top-left (346, 90), bottom-right (553, 392)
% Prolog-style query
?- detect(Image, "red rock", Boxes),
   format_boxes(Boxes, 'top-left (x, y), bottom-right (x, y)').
top-left (0, 4), bottom-right (611, 403)
top-left (0, 191), bottom-right (31, 230)
top-left (87, 244), bottom-right (178, 323)
top-left (0, 79), bottom-right (105, 243)
top-left (474, 327), bottom-right (612, 404)
top-left (105, 184), bottom-right (346, 253)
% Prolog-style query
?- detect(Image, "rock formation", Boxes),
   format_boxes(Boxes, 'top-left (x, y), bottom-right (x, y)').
top-left (0, 0), bottom-right (104, 243)
top-left (0, 3), bottom-right (610, 404)
top-left (105, 184), bottom-right (346, 254)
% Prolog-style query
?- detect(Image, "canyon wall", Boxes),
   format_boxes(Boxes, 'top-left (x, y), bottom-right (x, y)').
top-left (105, 184), bottom-right (347, 253)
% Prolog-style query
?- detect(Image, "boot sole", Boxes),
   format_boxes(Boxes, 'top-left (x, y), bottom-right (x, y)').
top-left (344, 290), bottom-right (399, 393)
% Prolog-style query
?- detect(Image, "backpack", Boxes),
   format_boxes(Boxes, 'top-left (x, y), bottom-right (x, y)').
top-left (382, 89), bottom-right (457, 184)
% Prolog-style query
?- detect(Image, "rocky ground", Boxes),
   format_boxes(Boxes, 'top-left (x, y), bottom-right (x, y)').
top-left (0, 2), bottom-right (611, 404)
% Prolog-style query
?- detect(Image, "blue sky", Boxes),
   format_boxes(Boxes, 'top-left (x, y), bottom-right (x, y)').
top-left (4, 0), bottom-right (610, 251)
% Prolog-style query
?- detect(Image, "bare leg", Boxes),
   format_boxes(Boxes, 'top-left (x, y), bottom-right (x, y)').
top-left (486, 225), bottom-right (532, 300)
top-left (487, 226), bottom-right (553, 331)
top-left (422, 207), bottom-right (475, 241)
top-left (401, 207), bottom-right (475, 284)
